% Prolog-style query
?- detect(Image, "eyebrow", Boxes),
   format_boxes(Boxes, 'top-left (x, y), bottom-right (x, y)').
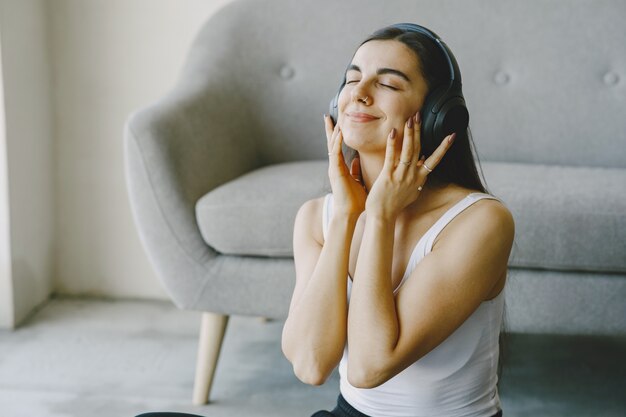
top-left (346, 64), bottom-right (412, 83)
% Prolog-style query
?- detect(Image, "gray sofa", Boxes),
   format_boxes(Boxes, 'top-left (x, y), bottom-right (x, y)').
top-left (123, 0), bottom-right (626, 405)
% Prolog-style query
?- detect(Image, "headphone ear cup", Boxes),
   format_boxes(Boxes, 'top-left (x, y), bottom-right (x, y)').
top-left (420, 87), bottom-right (442, 155)
top-left (421, 86), bottom-right (469, 155)
top-left (433, 95), bottom-right (469, 141)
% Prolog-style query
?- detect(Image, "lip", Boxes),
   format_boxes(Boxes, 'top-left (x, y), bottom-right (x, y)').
top-left (348, 112), bottom-right (380, 122)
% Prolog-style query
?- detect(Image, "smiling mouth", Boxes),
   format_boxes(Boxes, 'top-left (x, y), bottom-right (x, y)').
top-left (348, 114), bottom-right (380, 123)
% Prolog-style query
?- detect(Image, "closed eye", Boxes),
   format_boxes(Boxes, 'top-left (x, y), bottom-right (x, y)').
top-left (346, 80), bottom-right (398, 90)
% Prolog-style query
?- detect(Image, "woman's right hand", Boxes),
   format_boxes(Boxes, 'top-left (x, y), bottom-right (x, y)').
top-left (324, 114), bottom-right (367, 217)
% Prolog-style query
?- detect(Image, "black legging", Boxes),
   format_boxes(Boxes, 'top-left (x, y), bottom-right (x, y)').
top-left (135, 413), bottom-right (204, 417)
top-left (311, 393), bottom-right (504, 417)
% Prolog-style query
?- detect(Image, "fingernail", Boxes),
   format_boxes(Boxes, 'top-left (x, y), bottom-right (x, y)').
top-left (415, 112), bottom-right (421, 124)
top-left (448, 132), bottom-right (457, 144)
top-left (407, 116), bottom-right (413, 128)
top-left (323, 113), bottom-right (327, 120)
top-left (390, 128), bottom-right (396, 139)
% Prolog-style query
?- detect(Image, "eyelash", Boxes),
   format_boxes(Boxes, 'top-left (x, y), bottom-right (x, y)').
top-left (346, 80), bottom-right (398, 90)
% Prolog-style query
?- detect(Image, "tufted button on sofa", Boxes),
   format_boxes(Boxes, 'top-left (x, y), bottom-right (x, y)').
top-left (123, 0), bottom-right (626, 404)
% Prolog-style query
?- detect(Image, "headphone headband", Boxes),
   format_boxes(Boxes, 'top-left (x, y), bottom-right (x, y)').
top-left (391, 23), bottom-right (463, 111)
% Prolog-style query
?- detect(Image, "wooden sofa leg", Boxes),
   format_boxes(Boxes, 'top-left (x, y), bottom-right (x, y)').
top-left (192, 312), bottom-right (229, 405)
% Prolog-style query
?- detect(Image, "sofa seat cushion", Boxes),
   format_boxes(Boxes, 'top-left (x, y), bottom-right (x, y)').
top-left (196, 160), bottom-right (331, 257)
top-left (481, 161), bottom-right (626, 273)
top-left (195, 160), bottom-right (626, 273)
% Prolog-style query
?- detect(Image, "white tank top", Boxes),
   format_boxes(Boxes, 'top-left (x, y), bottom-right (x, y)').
top-left (322, 192), bottom-right (505, 417)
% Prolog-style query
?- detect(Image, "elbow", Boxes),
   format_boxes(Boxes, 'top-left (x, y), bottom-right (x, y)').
top-left (347, 363), bottom-right (387, 389)
top-left (292, 360), bottom-right (331, 386)
top-left (282, 344), bottom-right (332, 386)
top-left (282, 327), bottom-right (339, 386)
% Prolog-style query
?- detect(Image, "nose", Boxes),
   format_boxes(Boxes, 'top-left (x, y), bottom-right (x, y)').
top-left (349, 81), bottom-right (372, 105)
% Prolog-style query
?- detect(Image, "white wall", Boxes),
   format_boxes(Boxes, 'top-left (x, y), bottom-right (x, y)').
top-left (0, 25), bottom-right (13, 327)
top-left (0, 0), bottom-right (55, 328)
top-left (49, 0), bottom-right (234, 299)
top-left (0, 0), bottom-right (235, 327)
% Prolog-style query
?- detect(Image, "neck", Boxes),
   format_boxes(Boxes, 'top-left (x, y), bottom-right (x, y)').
top-left (357, 151), bottom-right (452, 217)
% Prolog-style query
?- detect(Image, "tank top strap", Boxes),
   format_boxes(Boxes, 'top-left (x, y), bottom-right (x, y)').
top-left (422, 192), bottom-right (501, 256)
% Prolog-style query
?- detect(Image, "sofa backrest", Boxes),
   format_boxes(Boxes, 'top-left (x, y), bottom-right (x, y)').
top-left (176, 0), bottom-right (625, 168)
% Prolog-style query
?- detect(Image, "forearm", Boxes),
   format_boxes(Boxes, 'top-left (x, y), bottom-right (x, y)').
top-left (347, 213), bottom-right (399, 380)
top-left (282, 214), bottom-right (358, 383)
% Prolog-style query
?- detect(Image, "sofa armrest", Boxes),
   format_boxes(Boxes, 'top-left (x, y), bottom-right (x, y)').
top-left (123, 85), bottom-right (259, 309)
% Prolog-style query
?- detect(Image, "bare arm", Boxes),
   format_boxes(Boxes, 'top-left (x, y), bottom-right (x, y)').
top-left (346, 201), bottom-right (514, 388)
top-left (281, 198), bottom-right (359, 385)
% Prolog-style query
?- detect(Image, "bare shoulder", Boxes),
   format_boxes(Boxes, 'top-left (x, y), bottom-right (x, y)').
top-left (475, 197), bottom-right (515, 232)
top-left (434, 194), bottom-right (515, 250)
top-left (460, 196), bottom-right (514, 236)
top-left (296, 195), bottom-right (326, 246)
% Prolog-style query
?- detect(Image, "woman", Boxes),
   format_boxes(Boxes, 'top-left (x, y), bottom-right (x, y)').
top-left (281, 23), bottom-right (514, 417)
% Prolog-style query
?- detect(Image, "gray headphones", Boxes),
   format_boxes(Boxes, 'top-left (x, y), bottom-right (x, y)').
top-left (329, 23), bottom-right (469, 152)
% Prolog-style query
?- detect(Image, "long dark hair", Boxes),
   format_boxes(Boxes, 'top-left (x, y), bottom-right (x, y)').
top-left (340, 24), bottom-right (510, 393)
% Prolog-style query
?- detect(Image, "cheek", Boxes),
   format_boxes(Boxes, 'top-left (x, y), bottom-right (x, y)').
top-left (337, 88), bottom-right (350, 111)
top-left (336, 90), bottom-right (353, 125)
top-left (392, 102), bottom-right (413, 120)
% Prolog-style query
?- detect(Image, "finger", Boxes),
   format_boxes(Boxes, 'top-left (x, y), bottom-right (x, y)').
top-left (350, 156), bottom-right (361, 181)
top-left (382, 128), bottom-right (397, 173)
top-left (414, 112), bottom-right (421, 159)
top-left (333, 127), bottom-right (345, 160)
top-left (324, 114), bottom-right (334, 136)
top-left (416, 155), bottom-right (426, 170)
top-left (324, 114), bottom-right (336, 153)
top-left (324, 114), bottom-right (339, 152)
top-left (422, 132), bottom-right (456, 174)
top-left (333, 127), bottom-right (341, 153)
top-left (398, 115), bottom-right (415, 168)
top-left (328, 123), bottom-right (340, 155)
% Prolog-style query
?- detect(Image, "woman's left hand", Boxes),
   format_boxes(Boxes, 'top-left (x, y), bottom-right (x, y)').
top-left (365, 112), bottom-right (456, 219)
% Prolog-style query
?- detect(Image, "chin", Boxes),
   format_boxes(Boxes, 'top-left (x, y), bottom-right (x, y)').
top-left (343, 137), bottom-right (380, 155)
top-left (342, 124), bottom-right (382, 142)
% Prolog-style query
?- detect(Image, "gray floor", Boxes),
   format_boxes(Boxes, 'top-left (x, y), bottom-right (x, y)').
top-left (0, 297), bottom-right (624, 417)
